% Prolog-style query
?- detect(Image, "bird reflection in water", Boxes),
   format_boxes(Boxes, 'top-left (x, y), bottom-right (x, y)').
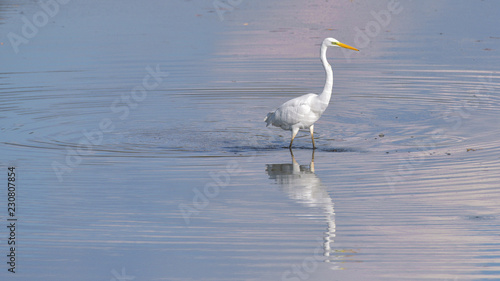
top-left (265, 150), bottom-right (335, 261)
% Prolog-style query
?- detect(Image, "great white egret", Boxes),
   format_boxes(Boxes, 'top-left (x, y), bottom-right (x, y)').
top-left (264, 38), bottom-right (358, 149)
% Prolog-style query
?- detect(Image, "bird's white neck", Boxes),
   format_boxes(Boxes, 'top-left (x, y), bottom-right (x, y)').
top-left (319, 44), bottom-right (333, 105)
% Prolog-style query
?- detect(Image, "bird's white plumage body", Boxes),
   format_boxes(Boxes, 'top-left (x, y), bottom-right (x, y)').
top-left (265, 93), bottom-right (327, 130)
top-left (264, 37), bottom-right (358, 149)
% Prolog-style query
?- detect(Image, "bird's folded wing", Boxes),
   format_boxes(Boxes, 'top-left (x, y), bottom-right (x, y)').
top-left (274, 94), bottom-right (316, 126)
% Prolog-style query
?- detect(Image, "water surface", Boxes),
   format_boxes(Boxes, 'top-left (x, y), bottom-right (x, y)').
top-left (1, 0), bottom-right (500, 280)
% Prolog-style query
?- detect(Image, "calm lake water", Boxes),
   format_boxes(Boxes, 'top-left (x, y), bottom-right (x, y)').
top-left (1, 0), bottom-right (500, 280)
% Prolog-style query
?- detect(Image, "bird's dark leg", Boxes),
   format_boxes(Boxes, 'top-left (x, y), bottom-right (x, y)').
top-left (289, 128), bottom-right (299, 149)
top-left (309, 125), bottom-right (316, 149)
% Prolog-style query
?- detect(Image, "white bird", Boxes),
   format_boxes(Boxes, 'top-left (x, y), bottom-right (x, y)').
top-left (264, 38), bottom-right (358, 149)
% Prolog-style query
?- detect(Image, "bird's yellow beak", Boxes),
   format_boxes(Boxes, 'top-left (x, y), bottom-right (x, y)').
top-left (337, 42), bottom-right (359, 51)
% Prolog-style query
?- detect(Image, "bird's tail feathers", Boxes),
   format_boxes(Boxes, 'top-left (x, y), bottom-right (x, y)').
top-left (264, 112), bottom-right (274, 127)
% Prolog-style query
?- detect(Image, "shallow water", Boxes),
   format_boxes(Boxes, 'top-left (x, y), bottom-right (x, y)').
top-left (1, 0), bottom-right (500, 280)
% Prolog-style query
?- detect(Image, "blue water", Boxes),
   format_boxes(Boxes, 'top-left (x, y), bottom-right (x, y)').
top-left (1, 0), bottom-right (500, 280)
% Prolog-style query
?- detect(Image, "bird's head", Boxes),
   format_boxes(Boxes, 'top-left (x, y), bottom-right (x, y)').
top-left (323, 37), bottom-right (359, 51)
